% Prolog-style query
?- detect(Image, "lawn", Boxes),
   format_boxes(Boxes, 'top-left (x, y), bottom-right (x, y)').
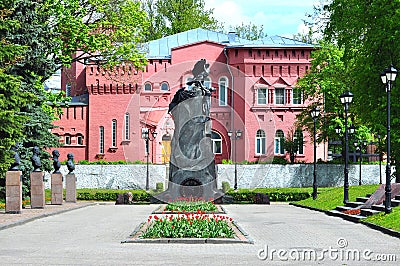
top-left (294, 184), bottom-right (380, 211)
top-left (364, 206), bottom-right (400, 232)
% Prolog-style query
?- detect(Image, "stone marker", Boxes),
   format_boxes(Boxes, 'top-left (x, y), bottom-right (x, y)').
top-left (5, 171), bottom-right (22, 214)
top-left (30, 171), bottom-right (45, 208)
top-left (65, 153), bottom-right (76, 203)
top-left (51, 150), bottom-right (63, 205)
top-left (65, 174), bottom-right (76, 202)
top-left (51, 173), bottom-right (63, 205)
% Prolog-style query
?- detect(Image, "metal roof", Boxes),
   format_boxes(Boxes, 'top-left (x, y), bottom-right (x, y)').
top-left (142, 28), bottom-right (314, 59)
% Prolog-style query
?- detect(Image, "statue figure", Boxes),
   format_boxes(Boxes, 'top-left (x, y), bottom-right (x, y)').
top-left (168, 58), bottom-right (214, 113)
top-left (31, 146), bottom-right (41, 172)
top-left (66, 153), bottom-right (75, 174)
top-left (52, 150), bottom-right (61, 173)
top-left (8, 144), bottom-right (20, 171)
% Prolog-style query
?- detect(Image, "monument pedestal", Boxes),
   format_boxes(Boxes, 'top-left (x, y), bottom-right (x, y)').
top-left (30, 171), bottom-right (45, 209)
top-left (5, 171), bottom-right (22, 214)
top-left (65, 173), bottom-right (76, 202)
top-left (51, 173), bottom-right (63, 205)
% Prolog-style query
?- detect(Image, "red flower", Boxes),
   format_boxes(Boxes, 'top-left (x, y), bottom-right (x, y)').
top-left (171, 225), bottom-right (175, 229)
top-left (154, 215), bottom-right (159, 220)
top-left (148, 215), bottom-right (152, 220)
top-left (190, 221), bottom-right (192, 225)
top-left (229, 218), bottom-right (233, 221)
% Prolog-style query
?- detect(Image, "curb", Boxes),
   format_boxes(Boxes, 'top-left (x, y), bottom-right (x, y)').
top-left (0, 202), bottom-right (96, 231)
top-left (289, 203), bottom-right (400, 239)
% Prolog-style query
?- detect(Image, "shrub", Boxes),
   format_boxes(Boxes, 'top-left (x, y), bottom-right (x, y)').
top-left (221, 181), bottom-right (230, 193)
top-left (226, 189), bottom-right (311, 203)
top-left (272, 156), bottom-right (289, 165)
top-left (222, 159), bottom-right (232, 164)
top-left (156, 182), bottom-right (164, 192)
top-left (76, 189), bottom-right (150, 202)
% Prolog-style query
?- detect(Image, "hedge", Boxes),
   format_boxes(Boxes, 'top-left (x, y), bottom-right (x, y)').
top-left (76, 189), bottom-right (151, 202)
top-left (226, 189), bottom-right (311, 202)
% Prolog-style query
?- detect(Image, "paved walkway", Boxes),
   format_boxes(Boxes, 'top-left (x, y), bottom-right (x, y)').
top-left (0, 203), bottom-right (399, 265)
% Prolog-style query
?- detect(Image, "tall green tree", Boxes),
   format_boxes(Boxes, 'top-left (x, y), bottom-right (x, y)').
top-left (142, 0), bottom-right (222, 41)
top-left (324, 0), bottom-right (400, 181)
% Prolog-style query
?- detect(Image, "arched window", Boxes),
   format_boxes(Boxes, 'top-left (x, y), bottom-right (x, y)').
top-left (124, 113), bottom-right (130, 140)
top-left (112, 119), bottom-right (117, 147)
top-left (144, 83), bottom-right (152, 91)
top-left (161, 82), bottom-right (169, 91)
top-left (274, 130), bottom-right (285, 155)
top-left (99, 126), bottom-right (104, 154)
top-left (255, 130), bottom-right (266, 155)
top-left (211, 131), bottom-right (222, 154)
top-left (294, 130), bottom-right (304, 154)
top-left (64, 135), bottom-right (71, 145)
top-left (218, 77), bottom-right (228, 106)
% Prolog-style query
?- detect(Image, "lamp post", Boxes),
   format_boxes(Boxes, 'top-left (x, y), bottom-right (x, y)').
top-left (377, 133), bottom-right (382, 184)
top-left (142, 127), bottom-right (158, 191)
top-left (228, 129), bottom-right (242, 190)
top-left (381, 65), bottom-right (397, 214)
top-left (310, 106), bottom-right (320, 200)
top-left (354, 139), bottom-right (367, 186)
top-left (339, 91), bottom-right (354, 204)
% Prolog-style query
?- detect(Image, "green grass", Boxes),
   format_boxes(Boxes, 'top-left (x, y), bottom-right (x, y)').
top-left (364, 206), bottom-right (400, 232)
top-left (294, 184), bottom-right (379, 211)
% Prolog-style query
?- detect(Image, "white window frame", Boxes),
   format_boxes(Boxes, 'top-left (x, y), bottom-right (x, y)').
top-left (218, 77), bottom-right (228, 106)
top-left (161, 82), bottom-right (169, 91)
top-left (294, 130), bottom-right (304, 155)
top-left (275, 87), bottom-right (285, 105)
top-left (255, 129), bottom-right (266, 155)
top-left (257, 88), bottom-right (267, 105)
top-left (144, 83), bottom-right (152, 91)
top-left (204, 77), bottom-right (212, 90)
top-left (211, 131), bottom-right (222, 154)
top-left (274, 130), bottom-right (285, 155)
top-left (292, 88), bottom-right (303, 105)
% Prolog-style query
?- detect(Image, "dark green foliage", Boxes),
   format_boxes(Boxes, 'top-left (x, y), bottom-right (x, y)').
top-left (272, 156), bottom-right (289, 165)
top-left (155, 182), bottom-right (164, 192)
top-left (76, 189), bottom-right (151, 202)
top-left (226, 188), bottom-right (311, 203)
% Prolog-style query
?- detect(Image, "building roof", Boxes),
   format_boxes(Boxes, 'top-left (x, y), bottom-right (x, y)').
top-left (142, 28), bottom-right (314, 59)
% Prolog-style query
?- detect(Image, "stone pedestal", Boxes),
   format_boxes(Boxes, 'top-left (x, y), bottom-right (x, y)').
top-left (30, 171), bottom-right (45, 209)
top-left (65, 173), bottom-right (76, 202)
top-left (51, 173), bottom-right (63, 205)
top-left (5, 171), bottom-right (22, 214)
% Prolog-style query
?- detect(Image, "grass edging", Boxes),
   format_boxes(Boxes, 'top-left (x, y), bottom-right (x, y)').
top-left (290, 203), bottom-right (400, 239)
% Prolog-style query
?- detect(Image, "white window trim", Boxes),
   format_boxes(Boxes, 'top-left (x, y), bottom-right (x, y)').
top-left (255, 130), bottom-right (266, 155)
top-left (65, 135), bottom-right (71, 145)
top-left (257, 87), bottom-right (268, 105)
top-left (204, 77), bottom-right (212, 90)
top-left (274, 87), bottom-right (286, 105)
top-left (211, 131), bottom-right (222, 154)
top-left (218, 76), bottom-right (228, 106)
top-left (292, 88), bottom-right (303, 105)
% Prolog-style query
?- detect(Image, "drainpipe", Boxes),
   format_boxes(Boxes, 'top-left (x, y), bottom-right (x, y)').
top-left (223, 47), bottom-right (235, 162)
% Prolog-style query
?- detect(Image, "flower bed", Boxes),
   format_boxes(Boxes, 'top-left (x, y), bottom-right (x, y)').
top-left (164, 200), bottom-right (218, 213)
top-left (140, 211), bottom-right (234, 239)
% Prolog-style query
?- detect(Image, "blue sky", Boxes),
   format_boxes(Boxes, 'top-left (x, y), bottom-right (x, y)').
top-left (204, 0), bottom-right (318, 37)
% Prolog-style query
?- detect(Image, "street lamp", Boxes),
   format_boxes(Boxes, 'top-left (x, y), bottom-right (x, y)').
top-left (310, 106), bottom-right (320, 200)
top-left (354, 139), bottom-right (367, 186)
top-left (377, 133), bottom-right (382, 184)
top-left (142, 127), bottom-right (158, 191)
top-left (339, 91), bottom-right (354, 204)
top-left (381, 65), bottom-right (397, 214)
top-left (228, 129), bottom-right (242, 190)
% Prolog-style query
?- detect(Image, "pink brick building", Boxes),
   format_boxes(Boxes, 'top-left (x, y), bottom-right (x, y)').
top-left (52, 28), bottom-right (326, 164)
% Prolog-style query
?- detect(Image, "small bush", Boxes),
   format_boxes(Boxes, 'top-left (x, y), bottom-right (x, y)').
top-left (221, 181), bottom-right (230, 193)
top-left (76, 189), bottom-right (150, 202)
top-left (226, 188), bottom-right (311, 203)
top-left (156, 182), bottom-right (164, 192)
top-left (222, 159), bottom-right (232, 164)
top-left (272, 156), bottom-right (289, 165)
